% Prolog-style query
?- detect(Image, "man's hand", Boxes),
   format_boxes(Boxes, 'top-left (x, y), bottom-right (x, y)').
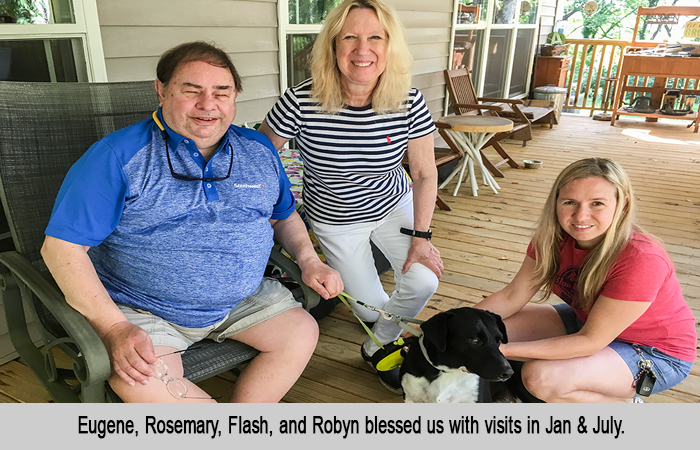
top-left (402, 238), bottom-right (443, 279)
top-left (101, 321), bottom-right (159, 386)
top-left (299, 259), bottom-right (344, 300)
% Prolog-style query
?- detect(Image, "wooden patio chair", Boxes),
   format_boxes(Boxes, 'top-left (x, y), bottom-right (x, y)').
top-left (0, 81), bottom-right (318, 402)
top-left (444, 68), bottom-right (553, 177)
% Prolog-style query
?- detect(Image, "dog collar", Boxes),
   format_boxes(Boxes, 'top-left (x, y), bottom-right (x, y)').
top-left (418, 336), bottom-right (442, 372)
top-left (418, 335), bottom-right (471, 374)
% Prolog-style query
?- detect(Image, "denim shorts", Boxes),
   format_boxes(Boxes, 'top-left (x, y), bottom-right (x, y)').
top-left (553, 302), bottom-right (693, 395)
top-left (117, 277), bottom-right (301, 351)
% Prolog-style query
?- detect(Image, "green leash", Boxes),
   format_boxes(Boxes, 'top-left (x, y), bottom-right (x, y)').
top-left (336, 291), bottom-right (424, 350)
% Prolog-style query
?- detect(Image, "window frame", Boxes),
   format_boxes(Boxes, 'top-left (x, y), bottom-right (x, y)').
top-left (449, 0), bottom-right (540, 100)
top-left (277, 1), bottom-right (331, 95)
top-left (0, 0), bottom-right (107, 82)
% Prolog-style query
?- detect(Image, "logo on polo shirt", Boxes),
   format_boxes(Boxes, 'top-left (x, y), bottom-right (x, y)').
top-left (234, 183), bottom-right (264, 189)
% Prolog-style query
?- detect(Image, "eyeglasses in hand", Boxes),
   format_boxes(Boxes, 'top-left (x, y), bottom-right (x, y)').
top-left (149, 352), bottom-right (232, 400)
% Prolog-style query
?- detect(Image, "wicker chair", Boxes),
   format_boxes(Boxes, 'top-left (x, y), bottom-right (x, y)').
top-left (0, 80), bottom-right (317, 402)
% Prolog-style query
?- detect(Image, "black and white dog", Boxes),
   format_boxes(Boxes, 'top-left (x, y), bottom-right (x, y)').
top-left (399, 307), bottom-right (514, 403)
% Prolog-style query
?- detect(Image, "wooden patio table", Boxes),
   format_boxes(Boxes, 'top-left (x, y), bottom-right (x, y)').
top-left (436, 115), bottom-right (513, 196)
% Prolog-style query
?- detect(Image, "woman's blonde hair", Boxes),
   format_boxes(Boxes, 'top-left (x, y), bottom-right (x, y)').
top-left (531, 158), bottom-right (641, 312)
top-left (310, 0), bottom-right (413, 113)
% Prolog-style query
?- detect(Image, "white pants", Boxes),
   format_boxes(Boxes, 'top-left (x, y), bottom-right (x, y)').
top-left (307, 193), bottom-right (439, 355)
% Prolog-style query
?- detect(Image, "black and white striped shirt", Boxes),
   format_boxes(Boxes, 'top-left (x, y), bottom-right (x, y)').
top-left (265, 78), bottom-right (436, 225)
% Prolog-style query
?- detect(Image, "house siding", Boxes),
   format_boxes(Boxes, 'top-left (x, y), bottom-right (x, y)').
top-left (96, 0), bottom-right (279, 124)
top-left (389, 0), bottom-right (453, 118)
top-left (96, 0), bottom-right (453, 122)
top-left (538, 0), bottom-right (558, 49)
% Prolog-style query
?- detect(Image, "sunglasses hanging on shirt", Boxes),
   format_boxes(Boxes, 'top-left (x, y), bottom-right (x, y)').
top-left (152, 111), bottom-right (233, 182)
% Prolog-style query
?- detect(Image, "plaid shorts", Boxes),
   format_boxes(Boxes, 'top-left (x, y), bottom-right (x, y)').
top-left (117, 277), bottom-right (301, 351)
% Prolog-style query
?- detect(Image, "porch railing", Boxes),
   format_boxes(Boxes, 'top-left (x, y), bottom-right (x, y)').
top-left (564, 39), bottom-right (631, 115)
top-left (562, 39), bottom-right (700, 114)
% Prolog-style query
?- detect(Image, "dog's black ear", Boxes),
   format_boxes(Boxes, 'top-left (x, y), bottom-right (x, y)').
top-left (492, 312), bottom-right (508, 344)
top-left (421, 312), bottom-right (452, 352)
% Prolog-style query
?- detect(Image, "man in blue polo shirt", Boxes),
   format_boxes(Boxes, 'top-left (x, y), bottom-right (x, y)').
top-left (41, 41), bottom-right (343, 402)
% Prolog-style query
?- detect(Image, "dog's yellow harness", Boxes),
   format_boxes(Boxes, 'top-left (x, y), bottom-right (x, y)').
top-left (337, 292), bottom-right (425, 370)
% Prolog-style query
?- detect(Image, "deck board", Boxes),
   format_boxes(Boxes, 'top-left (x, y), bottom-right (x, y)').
top-left (0, 114), bottom-right (698, 403)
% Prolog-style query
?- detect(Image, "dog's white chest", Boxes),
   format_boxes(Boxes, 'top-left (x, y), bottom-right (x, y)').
top-left (403, 371), bottom-right (480, 403)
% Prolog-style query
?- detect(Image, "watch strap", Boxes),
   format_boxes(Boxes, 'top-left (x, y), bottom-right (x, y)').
top-left (400, 227), bottom-right (432, 240)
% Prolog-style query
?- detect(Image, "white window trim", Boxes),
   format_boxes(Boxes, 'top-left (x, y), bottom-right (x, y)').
top-left (277, 0), bottom-right (289, 95)
top-left (81, 0), bottom-right (107, 81)
top-left (276, 1), bottom-right (331, 95)
top-left (0, 0), bottom-right (106, 81)
top-left (449, 0), bottom-right (541, 102)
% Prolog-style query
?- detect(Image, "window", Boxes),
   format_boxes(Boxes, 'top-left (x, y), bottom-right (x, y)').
top-left (509, 27), bottom-right (535, 96)
top-left (288, 0), bottom-right (342, 25)
top-left (0, 0), bottom-right (74, 24)
top-left (483, 28), bottom-right (513, 98)
top-left (0, 0), bottom-right (106, 82)
top-left (279, 0), bottom-right (342, 90)
top-left (453, 29), bottom-right (484, 89)
top-left (456, 1), bottom-right (488, 25)
top-left (286, 33), bottom-right (316, 88)
top-left (450, 0), bottom-right (539, 98)
top-left (0, 37), bottom-right (87, 81)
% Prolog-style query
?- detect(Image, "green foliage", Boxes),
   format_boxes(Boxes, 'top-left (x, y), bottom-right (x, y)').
top-left (0, 0), bottom-right (43, 24)
top-left (562, 0), bottom-right (692, 40)
top-left (520, 0), bottom-right (540, 24)
top-left (563, 0), bottom-right (649, 39)
top-left (289, 0), bottom-right (344, 25)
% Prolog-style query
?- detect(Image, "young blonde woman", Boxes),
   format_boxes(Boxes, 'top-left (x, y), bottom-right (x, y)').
top-left (259, 0), bottom-right (442, 393)
top-left (475, 157), bottom-right (696, 402)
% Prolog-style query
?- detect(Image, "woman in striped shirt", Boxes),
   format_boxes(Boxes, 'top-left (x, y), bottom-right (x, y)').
top-left (259, 0), bottom-right (443, 394)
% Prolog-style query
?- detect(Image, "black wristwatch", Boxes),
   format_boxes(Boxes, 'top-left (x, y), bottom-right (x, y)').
top-left (400, 227), bottom-right (432, 241)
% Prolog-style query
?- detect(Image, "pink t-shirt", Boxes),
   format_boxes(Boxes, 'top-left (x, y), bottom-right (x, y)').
top-left (528, 233), bottom-right (697, 362)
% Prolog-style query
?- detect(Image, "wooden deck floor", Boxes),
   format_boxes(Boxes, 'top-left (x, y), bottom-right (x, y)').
top-left (1, 114), bottom-right (699, 403)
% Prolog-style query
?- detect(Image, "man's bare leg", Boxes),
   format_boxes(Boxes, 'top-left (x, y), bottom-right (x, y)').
top-left (109, 345), bottom-right (216, 403)
top-left (228, 307), bottom-right (319, 402)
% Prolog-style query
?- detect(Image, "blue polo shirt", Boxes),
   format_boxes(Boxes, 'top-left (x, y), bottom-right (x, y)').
top-left (45, 109), bottom-right (295, 327)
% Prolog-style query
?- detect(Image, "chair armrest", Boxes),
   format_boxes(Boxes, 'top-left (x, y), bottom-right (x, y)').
top-left (0, 251), bottom-right (111, 400)
top-left (268, 246), bottom-right (321, 310)
top-left (452, 103), bottom-right (503, 112)
top-left (497, 103), bottom-right (533, 124)
top-left (524, 99), bottom-right (555, 108)
top-left (477, 97), bottom-right (525, 105)
top-left (498, 110), bottom-right (535, 120)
